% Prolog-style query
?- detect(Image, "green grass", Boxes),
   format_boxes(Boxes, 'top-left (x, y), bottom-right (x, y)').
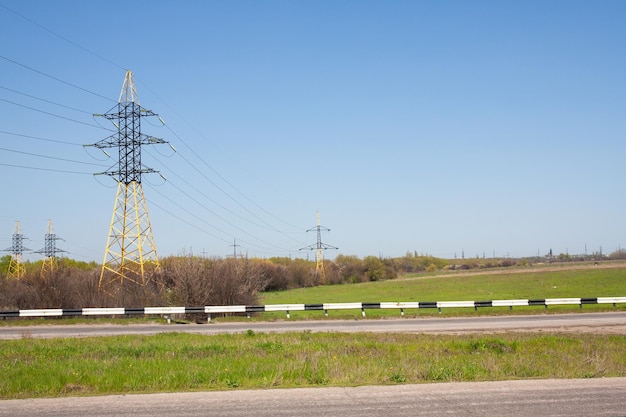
top-left (1, 266), bottom-right (624, 399)
top-left (1, 331), bottom-right (624, 398)
top-left (0, 317), bottom-right (169, 327)
top-left (259, 265), bottom-right (626, 319)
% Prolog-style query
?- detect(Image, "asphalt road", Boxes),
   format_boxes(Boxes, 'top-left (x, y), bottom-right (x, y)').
top-left (1, 312), bottom-right (624, 339)
top-left (1, 378), bottom-right (625, 417)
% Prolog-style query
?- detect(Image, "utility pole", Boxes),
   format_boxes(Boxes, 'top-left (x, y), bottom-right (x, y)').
top-left (87, 70), bottom-right (168, 292)
top-left (229, 238), bottom-right (241, 259)
top-left (34, 220), bottom-right (67, 277)
top-left (3, 221), bottom-right (30, 278)
top-left (300, 211), bottom-right (337, 279)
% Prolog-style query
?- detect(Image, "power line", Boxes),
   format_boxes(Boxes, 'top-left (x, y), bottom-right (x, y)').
top-left (0, 7), bottom-right (308, 258)
top-left (0, 84), bottom-right (93, 114)
top-left (159, 125), bottom-right (307, 248)
top-left (3, 5), bottom-right (302, 240)
top-left (162, 122), bottom-right (303, 232)
top-left (148, 197), bottom-right (284, 257)
top-left (0, 88), bottom-right (304, 257)
top-left (0, 3), bottom-right (125, 71)
top-left (145, 148), bottom-right (292, 233)
top-left (164, 132), bottom-right (280, 229)
top-left (132, 80), bottom-right (305, 235)
top-left (0, 97), bottom-right (114, 131)
top-left (147, 183), bottom-right (296, 255)
top-left (139, 114), bottom-right (310, 253)
top-left (0, 146), bottom-right (108, 167)
top-left (0, 54), bottom-right (115, 102)
top-left (144, 145), bottom-right (309, 252)
top-left (146, 194), bottom-right (233, 246)
top-left (139, 107), bottom-right (310, 254)
top-left (0, 129), bottom-right (85, 146)
top-left (0, 163), bottom-right (92, 175)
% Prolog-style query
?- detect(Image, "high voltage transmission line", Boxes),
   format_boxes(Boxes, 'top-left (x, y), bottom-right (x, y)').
top-left (0, 63), bottom-right (308, 260)
top-left (86, 70), bottom-right (168, 291)
top-left (0, 27), bottom-right (313, 259)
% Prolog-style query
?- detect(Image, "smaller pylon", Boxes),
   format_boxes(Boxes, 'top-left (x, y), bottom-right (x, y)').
top-left (3, 221), bottom-right (30, 278)
top-left (229, 238), bottom-right (241, 259)
top-left (34, 220), bottom-right (67, 277)
top-left (300, 211), bottom-right (337, 279)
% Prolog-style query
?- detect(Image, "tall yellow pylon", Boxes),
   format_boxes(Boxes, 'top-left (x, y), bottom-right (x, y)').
top-left (4, 221), bottom-right (29, 278)
top-left (87, 70), bottom-right (168, 291)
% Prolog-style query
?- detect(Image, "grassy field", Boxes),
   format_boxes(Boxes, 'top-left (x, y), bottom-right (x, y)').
top-left (259, 263), bottom-right (626, 319)
top-left (1, 264), bottom-right (624, 399)
top-left (1, 331), bottom-right (624, 399)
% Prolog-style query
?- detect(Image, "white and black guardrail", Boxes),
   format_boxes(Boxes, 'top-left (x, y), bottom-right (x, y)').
top-left (1, 297), bottom-right (625, 320)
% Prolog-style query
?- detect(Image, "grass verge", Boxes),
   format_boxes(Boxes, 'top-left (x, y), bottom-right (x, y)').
top-left (1, 331), bottom-right (624, 399)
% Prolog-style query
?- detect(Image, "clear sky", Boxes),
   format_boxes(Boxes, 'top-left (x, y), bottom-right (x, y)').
top-left (1, 0), bottom-right (625, 263)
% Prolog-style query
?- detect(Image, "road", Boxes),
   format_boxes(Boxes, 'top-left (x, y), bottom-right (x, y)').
top-left (0, 312), bottom-right (624, 339)
top-left (1, 378), bottom-right (625, 417)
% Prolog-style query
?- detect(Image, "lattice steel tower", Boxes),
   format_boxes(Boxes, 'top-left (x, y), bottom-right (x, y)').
top-left (300, 211), bottom-right (337, 279)
top-left (88, 70), bottom-right (168, 290)
top-left (34, 220), bottom-right (67, 277)
top-left (3, 221), bottom-right (30, 278)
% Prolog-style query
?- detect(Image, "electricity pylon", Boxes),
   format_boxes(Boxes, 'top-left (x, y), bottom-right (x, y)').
top-left (3, 221), bottom-right (30, 278)
top-left (229, 238), bottom-right (241, 259)
top-left (34, 220), bottom-right (67, 277)
top-left (87, 70), bottom-right (168, 291)
top-left (300, 211), bottom-right (337, 279)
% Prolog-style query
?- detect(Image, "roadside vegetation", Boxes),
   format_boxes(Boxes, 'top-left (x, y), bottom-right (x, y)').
top-left (1, 331), bottom-right (624, 399)
top-left (0, 256), bottom-right (270, 311)
top-left (1, 251), bottom-right (625, 313)
top-left (0, 255), bottom-right (624, 399)
top-left (0, 253), bottom-right (624, 324)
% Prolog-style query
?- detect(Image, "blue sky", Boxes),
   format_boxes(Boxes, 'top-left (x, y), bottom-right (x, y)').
top-left (1, 0), bottom-right (625, 262)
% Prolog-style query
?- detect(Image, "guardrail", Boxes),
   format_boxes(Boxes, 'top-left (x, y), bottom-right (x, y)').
top-left (1, 297), bottom-right (625, 321)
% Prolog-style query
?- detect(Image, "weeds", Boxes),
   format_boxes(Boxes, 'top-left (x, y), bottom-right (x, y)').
top-left (0, 332), bottom-right (623, 399)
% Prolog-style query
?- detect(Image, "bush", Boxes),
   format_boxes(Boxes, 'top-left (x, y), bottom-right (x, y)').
top-left (0, 266), bottom-right (112, 310)
top-left (157, 256), bottom-right (269, 308)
